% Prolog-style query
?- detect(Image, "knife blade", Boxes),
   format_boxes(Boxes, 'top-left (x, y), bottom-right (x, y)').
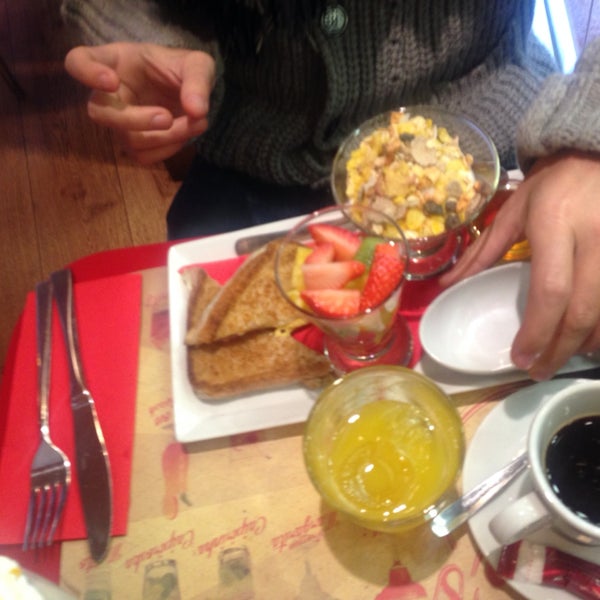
top-left (450, 364), bottom-right (600, 407)
top-left (51, 269), bottom-right (113, 563)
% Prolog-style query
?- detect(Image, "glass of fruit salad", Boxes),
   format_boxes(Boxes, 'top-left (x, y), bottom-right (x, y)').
top-left (274, 204), bottom-right (411, 374)
top-left (332, 105), bottom-right (500, 280)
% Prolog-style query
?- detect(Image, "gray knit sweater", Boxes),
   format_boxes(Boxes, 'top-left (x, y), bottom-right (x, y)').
top-left (61, 0), bottom-right (600, 186)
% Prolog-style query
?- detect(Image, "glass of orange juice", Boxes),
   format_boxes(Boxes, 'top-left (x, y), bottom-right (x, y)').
top-left (303, 366), bottom-right (464, 532)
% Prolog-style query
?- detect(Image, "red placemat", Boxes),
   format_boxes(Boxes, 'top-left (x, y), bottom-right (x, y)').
top-left (0, 273), bottom-right (141, 546)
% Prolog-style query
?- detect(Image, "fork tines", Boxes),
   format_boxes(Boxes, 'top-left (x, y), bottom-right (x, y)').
top-left (23, 470), bottom-right (69, 550)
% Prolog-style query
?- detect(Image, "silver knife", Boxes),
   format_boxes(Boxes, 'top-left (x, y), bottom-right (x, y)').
top-left (430, 450), bottom-right (528, 538)
top-left (51, 269), bottom-right (113, 563)
top-left (234, 216), bottom-right (348, 255)
top-left (235, 230), bottom-right (288, 255)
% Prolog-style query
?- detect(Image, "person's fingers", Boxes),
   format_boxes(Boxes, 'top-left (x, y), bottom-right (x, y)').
top-left (511, 251), bottom-right (574, 378)
top-left (439, 186), bottom-right (526, 287)
top-left (119, 114), bottom-right (209, 162)
top-left (179, 51), bottom-right (215, 119)
top-left (523, 222), bottom-right (600, 379)
top-left (87, 90), bottom-right (174, 131)
top-left (437, 227), bottom-right (494, 285)
top-left (128, 140), bottom-right (191, 165)
top-left (442, 153), bottom-right (600, 380)
top-left (507, 154), bottom-right (600, 378)
top-left (64, 45), bottom-right (120, 92)
top-left (579, 322), bottom-right (600, 355)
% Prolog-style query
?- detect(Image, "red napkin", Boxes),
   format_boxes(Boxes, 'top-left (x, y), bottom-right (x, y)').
top-left (181, 257), bottom-right (444, 368)
top-left (0, 273), bottom-right (141, 545)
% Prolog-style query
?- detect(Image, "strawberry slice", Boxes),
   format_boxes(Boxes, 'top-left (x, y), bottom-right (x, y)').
top-left (305, 242), bottom-right (335, 264)
top-left (359, 243), bottom-right (405, 311)
top-left (302, 260), bottom-right (365, 290)
top-left (308, 224), bottom-right (361, 260)
top-left (301, 289), bottom-right (361, 318)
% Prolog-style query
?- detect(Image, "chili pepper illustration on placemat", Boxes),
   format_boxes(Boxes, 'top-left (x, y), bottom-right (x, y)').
top-left (375, 561), bottom-right (427, 599)
top-left (162, 442), bottom-right (191, 519)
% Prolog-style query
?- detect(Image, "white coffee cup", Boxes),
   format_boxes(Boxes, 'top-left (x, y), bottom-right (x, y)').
top-left (489, 380), bottom-right (600, 546)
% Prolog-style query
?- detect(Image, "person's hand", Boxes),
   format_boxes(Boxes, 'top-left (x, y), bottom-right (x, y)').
top-left (64, 42), bottom-right (215, 164)
top-left (440, 151), bottom-right (600, 380)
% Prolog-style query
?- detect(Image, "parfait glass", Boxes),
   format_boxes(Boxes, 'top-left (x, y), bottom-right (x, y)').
top-left (274, 204), bottom-right (411, 374)
top-left (332, 105), bottom-right (501, 279)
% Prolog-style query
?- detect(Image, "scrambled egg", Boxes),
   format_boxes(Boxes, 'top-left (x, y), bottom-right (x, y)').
top-left (345, 112), bottom-right (482, 239)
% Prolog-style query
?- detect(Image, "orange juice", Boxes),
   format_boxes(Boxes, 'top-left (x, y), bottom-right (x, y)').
top-left (304, 367), bottom-right (464, 531)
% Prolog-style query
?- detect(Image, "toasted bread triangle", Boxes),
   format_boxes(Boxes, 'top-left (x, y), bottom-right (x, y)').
top-left (187, 240), bottom-right (300, 345)
top-left (183, 267), bottom-right (221, 345)
top-left (188, 330), bottom-right (332, 399)
top-left (183, 263), bottom-right (332, 400)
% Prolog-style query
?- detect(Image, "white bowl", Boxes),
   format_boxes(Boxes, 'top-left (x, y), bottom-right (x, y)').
top-left (419, 262), bottom-right (530, 374)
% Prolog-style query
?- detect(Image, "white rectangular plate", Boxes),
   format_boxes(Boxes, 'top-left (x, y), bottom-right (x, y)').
top-left (168, 215), bottom-right (599, 443)
top-left (168, 217), bottom-right (317, 443)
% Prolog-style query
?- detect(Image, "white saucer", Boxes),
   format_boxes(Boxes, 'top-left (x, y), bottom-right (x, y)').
top-left (420, 262), bottom-right (530, 374)
top-left (464, 378), bottom-right (600, 600)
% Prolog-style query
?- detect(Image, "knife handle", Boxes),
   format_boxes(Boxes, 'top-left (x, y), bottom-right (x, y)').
top-left (35, 279), bottom-right (53, 431)
top-left (234, 231), bottom-right (286, 255)
top-left (51, 269), bottom-right (86, 389)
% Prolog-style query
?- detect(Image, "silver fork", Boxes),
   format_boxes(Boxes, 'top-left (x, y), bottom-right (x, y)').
top-left (23, 279), bottom-right (72, 550)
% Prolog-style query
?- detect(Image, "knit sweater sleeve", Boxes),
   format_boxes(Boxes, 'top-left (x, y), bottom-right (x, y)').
top-left (516, 36), bottom-right (600, 172)
top-left (61, 0), bottom-right (210, 48)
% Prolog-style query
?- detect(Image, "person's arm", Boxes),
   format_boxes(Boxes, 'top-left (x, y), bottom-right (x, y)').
top-left (441, 37), bottom-right (600, 380)
top-left (516, 36), bottom-right (600, 172)
top-left (61, 0), bottom-right (215, 51)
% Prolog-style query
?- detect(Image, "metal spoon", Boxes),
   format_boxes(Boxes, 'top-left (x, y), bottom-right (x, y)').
top-left (430, 450), bottom-right (528, 538)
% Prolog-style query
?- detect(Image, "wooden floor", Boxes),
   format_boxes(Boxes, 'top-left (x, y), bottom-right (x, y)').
top-left (0, 0), bottom-right (180, 373)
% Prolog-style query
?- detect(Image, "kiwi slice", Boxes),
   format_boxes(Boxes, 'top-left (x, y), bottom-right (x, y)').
top-left (353, 236), bottom-right (382, 267)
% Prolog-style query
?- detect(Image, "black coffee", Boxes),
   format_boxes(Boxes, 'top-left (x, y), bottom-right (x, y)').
top-left (545, 415), bottom-right (600, 525)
